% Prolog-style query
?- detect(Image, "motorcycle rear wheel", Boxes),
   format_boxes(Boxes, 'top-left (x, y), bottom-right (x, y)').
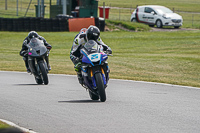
top-left (95, 73), bottom-right (106, 102)
top-left (38, 61), bottom-right (48, 85)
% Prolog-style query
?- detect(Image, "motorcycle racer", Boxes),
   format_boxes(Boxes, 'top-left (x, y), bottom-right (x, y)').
top-left (19, 31), bottom-right (52, 73)
top-left (70, 25), bottom-right (112, 85)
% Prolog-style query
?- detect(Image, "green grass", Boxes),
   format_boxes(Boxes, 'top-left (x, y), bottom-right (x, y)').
top-left (106, 20), bottom-right (151, 31)
top-left (0, 31), bottom-right (200, 88)
top-left (0, 121), bottom-right (10, 128)
top-left (0, 122), bottom-right (28, 133)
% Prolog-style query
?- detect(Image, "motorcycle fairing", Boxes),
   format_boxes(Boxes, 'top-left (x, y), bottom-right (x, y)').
top-left (81, 50), bottom-right (108, 66)
top-left (27, 38), bottom-right (48, 77)
top-left (27, 38), bottom-right (47, 58)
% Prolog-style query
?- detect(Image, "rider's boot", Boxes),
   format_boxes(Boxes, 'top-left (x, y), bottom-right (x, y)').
top-left (77, 72), bottom-right (83, 85)
top-left (45, 56), bottom-right (51, 71)
top-left (23, 56), bottom-right (30, 73)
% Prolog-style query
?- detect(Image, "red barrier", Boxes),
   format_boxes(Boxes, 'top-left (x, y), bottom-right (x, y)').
top-left (68, 18), bottom-right (95, 32)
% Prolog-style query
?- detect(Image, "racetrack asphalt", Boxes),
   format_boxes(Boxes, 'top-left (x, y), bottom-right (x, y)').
top-left (0, 71), bottom-right (200, 133)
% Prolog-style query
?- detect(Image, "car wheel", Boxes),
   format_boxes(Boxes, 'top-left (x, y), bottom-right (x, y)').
top-left (131, 18), bottom-right (136, 22)
top-left (156, 20), bottom-right (163, 28)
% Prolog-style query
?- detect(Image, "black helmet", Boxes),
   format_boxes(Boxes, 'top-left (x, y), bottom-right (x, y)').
top-left (28, 31), bottom-right (39, 39)
top-left (86, 25), bottom-right (100, 41)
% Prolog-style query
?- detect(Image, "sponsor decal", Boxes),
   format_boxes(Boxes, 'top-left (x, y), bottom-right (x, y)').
top-left (91, 54), bottom-right (98, 60)
top-left (136, 9), bottom-right (154, 25)
top-left (93, 33), bottom-right (98, 36)
top-left (142, 17), bottom-right (154, 19)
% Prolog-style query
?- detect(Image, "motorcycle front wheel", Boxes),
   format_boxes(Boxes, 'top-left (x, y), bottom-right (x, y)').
top-left (95, 73), bottom-right (106, 102)
top-left (38, 61), bottom-right (48, 85)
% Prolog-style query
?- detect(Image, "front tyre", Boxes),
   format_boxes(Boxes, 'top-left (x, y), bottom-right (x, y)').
top-left (95, 73), bottom-right (106, 102)
top-left (156, 19), bottom-right (163, 28)
top-left (131, 18), bottom-right (136, 22)
top-left (38, 61), bottom-right (48, 85)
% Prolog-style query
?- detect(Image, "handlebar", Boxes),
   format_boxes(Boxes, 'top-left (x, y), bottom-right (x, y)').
top-left (107, 54), bottom-right (113, 56)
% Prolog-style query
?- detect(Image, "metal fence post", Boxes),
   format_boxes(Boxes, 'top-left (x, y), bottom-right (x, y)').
top-left (103, 2), bottom-right (105, 19)
top-left (41, 0), bottom-right (44, 17)
top-left (21, 0), bottom-right (22, 11)
top-left (38, 0), bottom-right (40, 17)
top-left (24, 0), bottom-right (33, 17)
top-left (119, 9), bottom-right (120, 21)
top-left (192, 14), bottom-right (194, 27)
top-left (63, 0), bottom-right (67, 15)
top-left (16, 0), bottom-right (18, 16)
top-left (5, 0), bottom-right (7, 10)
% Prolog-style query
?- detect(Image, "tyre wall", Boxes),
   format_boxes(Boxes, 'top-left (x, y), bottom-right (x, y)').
top-left (0, 17), bottom-right (105, 32)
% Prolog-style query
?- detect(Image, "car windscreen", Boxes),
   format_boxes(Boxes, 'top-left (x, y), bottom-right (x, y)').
top-left (155, 7), bottom-right (173, 14)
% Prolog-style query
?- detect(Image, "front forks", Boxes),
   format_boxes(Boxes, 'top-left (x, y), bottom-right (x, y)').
top-left (28, 57), bottom-right (38, 76)
top-left (28, 57), bottom-right (47, 76)
top-left (90, 66), bottom-right (107, 88)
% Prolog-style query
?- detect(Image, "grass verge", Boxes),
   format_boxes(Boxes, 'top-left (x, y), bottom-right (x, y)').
top-left (0, 31), bottom-right (199, 87)
top-left (0, 121), bottom-right (10, 128)
top-left (106, 20), bottom-right (151, 31)
top-left (0, 120), bottom-right (30, 133)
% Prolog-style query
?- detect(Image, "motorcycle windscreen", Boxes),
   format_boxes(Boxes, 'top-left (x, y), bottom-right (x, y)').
top-left (84, 40), bottom-right (99, 53)
top-left (28, 38), bottom-right (47, 57)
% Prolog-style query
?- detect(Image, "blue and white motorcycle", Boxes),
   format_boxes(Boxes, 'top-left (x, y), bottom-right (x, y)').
top-left (80, 40), bottom-right (112, 102)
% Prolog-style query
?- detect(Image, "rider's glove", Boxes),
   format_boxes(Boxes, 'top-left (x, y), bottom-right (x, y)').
top-left (74, 58), bottom-right (81, 72)
top-left (106, 47), bottom-right (112, 54)
top-left (46, 46), bottom-right (52, 51)
top-left (74, 57), bottom-right (80, 65)
top-left (20, 50), bottom-right (27, 56)
top-left (23, 40), bottom-right (27, 45)
top-left (74, 62), bottom-right (81, 72)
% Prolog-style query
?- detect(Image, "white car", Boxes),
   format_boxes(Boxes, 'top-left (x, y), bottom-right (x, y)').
top-left (130, 5), bottom-right (183, 28)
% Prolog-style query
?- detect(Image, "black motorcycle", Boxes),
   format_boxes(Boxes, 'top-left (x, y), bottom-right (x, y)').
top-left (26, 37), bottom-right (49, 85)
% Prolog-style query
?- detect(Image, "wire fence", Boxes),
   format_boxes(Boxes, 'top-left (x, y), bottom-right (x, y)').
top-left (0, 0), bottom-right (51, 18)
top-left (0, 1), bottom-right (200, 29)
top-left (108, 7), bottom-right (200, 29)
